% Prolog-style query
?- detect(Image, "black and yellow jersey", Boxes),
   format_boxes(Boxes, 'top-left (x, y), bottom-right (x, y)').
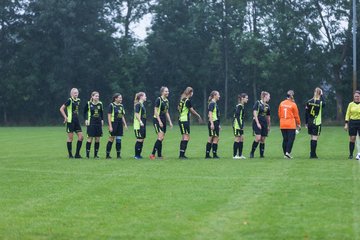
top-left (178, 98), bottom-right (192, 122)
top-left (233, 103), bottom-right (245, 130)
top-left (134, 102), bottom-right (147, 130)
top-left (208, 100), bottom-right (220, 122)
top-left (305, 96), bottom-right (325, 125)
top-left (345, 101), bottom-right (360, 122)
top-left (153, 96), bottom-right (169, 121)
top-left (253, 100), bottom-right (270, 122)
top-left (64, 97), bottom-right (80, 122)
top-left (84, 101), bottom-right (103, 124)
top-left (108, 102), bottom-right (125, 123)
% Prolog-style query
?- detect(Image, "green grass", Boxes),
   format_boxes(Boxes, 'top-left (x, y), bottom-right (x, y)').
top-left (0, 125), bottom-right (359, 239)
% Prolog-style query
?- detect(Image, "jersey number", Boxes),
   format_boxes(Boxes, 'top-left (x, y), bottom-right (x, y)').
top-left (310, 106), bottom-right (315, 116)
top-left (284, 108), bottom-right (288, 118)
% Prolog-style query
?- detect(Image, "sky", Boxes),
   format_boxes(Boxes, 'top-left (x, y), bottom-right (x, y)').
top-left (131, 14), bottom-right (153, 40)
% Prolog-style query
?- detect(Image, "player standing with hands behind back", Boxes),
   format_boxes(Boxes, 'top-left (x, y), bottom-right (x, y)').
top-left (278, 90), bottom-right (301, 159)
top-left (250, 91), bottom-right (271, 158)
top-left (305, 87), bottom-right (325, 159)
top-left (106, 93), bottom-right (128, 159)
top-left (205, 91), bottom-right (221, 159)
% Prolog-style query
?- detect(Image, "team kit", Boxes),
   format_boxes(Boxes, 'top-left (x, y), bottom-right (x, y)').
top-left (59, 87), bottom-right (360, 160)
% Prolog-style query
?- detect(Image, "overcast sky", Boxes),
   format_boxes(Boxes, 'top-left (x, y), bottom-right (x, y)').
top-left (131, 14), bottom-right (152, 40)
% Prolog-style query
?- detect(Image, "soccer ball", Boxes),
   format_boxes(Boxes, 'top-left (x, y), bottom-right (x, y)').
top-left (356, 153), bottom-right (360, 160)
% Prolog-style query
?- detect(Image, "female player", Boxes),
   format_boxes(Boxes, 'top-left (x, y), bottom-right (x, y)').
top-left (59, 88), bottom-right (83, 158)
top-left (232, 93), bottom-right (248, 159)
top-left (178, 87), bottom-right (202, 159)
top-left (205, 91), bottom-right (221, 158)
top-left (106, 93), bottom-right (128, 159)
top-left (279, 90), bottom-right (301, 159)
top-left (344, 90), bottom-right (360, 159)
top-left (150, 86), bottom-right (173, 159)
top-left (83, 91), bottom-right (103, 158)
top-left (134, 92), bottom-right (147, 159)
top-left (305, 87), bottom-right (325, 158)
top-left (250, 91), bottom-right (271, 158)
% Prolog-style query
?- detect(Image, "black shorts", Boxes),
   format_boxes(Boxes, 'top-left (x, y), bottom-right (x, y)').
top-left (109, 121), bottom-right (123, 136)
top-left (208, 120), bottom-right (220, 137)
top-left (233, 127), bottom-right (244, 137)
top-left (66, 119), bottom-right (82, 133)
top-left (349, 120), bottom-right (360, 136)
top-left (153, 118), bottom-right (166, 134)
top-left (307, 123), bottom-right (321, 136)
top-left (179, 121), bottom-right (190, 135)
top-left (134, 127), bottom-right (146, 139)
top-left (87, 124), bottom-right (103, 137)
top-left (252, 120), bottom-right (268, 137)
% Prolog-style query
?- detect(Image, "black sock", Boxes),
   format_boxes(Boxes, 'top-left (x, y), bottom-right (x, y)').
top-left (116, 142), bottom-right (121, 157)
top-left (251, 141), bottom-right (259, 154)
top-left (184, 140), bottom-right (188, 152)
top-left (238, 142), bottom-right (243, 156)
top-left (139, 142), bottom-right (144, 155)
top-left (158, 141), bottom-right (163, 157)
top-left (350, 142), bottom-right (355, 156)
top-left (86, 142), bottom-right (91, 157)
top-left (233, 142), bottom-right (238, 157)
top-left (67, 142), bottom-right (73, 157)
top-left (310, 140), bottom-right (317, 156)
top-left (106, 141), bottom-right (113, 157)
top-left (152, 140), bottom-right (161, 155)
top-left (260, 143), bottom-right (265, 157)
top-left (75, 140), bottom-right (82, 156)
top-left (206, 142), bottom-right (212, 156)
top-left (135, 142), bottom-right (140, 156)
top-left (212, 143), bottom-right (218, 156)
top-left (94, 142), bottom-right (99, 156)
top-left (180, 140), bottom-right (186, 157)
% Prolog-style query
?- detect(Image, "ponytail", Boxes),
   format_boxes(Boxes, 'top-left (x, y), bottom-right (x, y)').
top-left (112, 93), bottom-right (121, 103)
top-left (180, 87), bottom-right (193, 100)
top-left (134, 92), bottom-right (145, 105)
top-left (90, 91), bottom-right (99, 102)
top-left (208, 90), bottom-right (219, 102)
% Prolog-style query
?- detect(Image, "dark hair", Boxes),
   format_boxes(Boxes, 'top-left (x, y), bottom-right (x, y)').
top-left (112, 93), bottom-right (121, 102)
top-left (238, 93), bottom-right (248, 103)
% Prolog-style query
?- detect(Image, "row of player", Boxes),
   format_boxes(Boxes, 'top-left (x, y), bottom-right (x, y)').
top-left (59, 87), bottom-right (360, 160)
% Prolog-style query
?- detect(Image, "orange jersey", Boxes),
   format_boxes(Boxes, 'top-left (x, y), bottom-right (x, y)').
top-left (278, 99), bottom-right (301, 129)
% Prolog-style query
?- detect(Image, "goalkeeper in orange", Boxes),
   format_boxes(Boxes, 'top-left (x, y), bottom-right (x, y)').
top-left (278, 90), bottom-right (301, 159)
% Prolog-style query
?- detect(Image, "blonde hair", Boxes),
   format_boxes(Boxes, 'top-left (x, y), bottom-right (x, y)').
top-left (160, 86), bottom-right (168, 95)
top-left (260, 91), bottom-right (269, 101)
top-left (134, 92), bottom-right (145, 105)
top-left (70, 88), bottom-right (78, 97)
top-left (90, 91), bottom-right (99, 102)
top-left (314, 87), bottom-right (322, 99)
top-left (181, 87), bottom-right (193, 100)
top-left (208, 90), bottom-right (219, 102)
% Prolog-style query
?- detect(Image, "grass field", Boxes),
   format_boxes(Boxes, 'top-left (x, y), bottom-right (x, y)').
top-left (0, 125), bottom-right (359, 239)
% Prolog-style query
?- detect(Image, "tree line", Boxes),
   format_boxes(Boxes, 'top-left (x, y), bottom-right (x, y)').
top-left (0, 0), bottom-right (357, 125)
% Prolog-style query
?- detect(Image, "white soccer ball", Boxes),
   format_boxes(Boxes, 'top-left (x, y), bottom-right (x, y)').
top-left (295, 129), bottom-right (300, 135)
top-left (356, 153), bottom-right (360, 160)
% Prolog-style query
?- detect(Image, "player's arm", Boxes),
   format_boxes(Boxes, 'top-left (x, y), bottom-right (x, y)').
top-left (344, 103), bottom-right (351, 131)
top-left (108, 104), bottom-right (113, 132)
top-left (135, 104), bottom-right (144, 127)
top-left (293, 103), bottom-right (301, 129)
top-left (190, 107), bottom-right (202, 122)
top-left (305, 103), bottom-right (309, 127)
top-left (166, 111), bottom-right (173, 128)
top-left (235, 105), bottom-right (241, 128)
top-left (100, 104), bottom-right (104, 126)
top-left (59, 104), bottom-right (67, 123)
top-left (266, 115), bottom-right (271, 130)
top-left (83, 102), bottom-right (89, 126)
